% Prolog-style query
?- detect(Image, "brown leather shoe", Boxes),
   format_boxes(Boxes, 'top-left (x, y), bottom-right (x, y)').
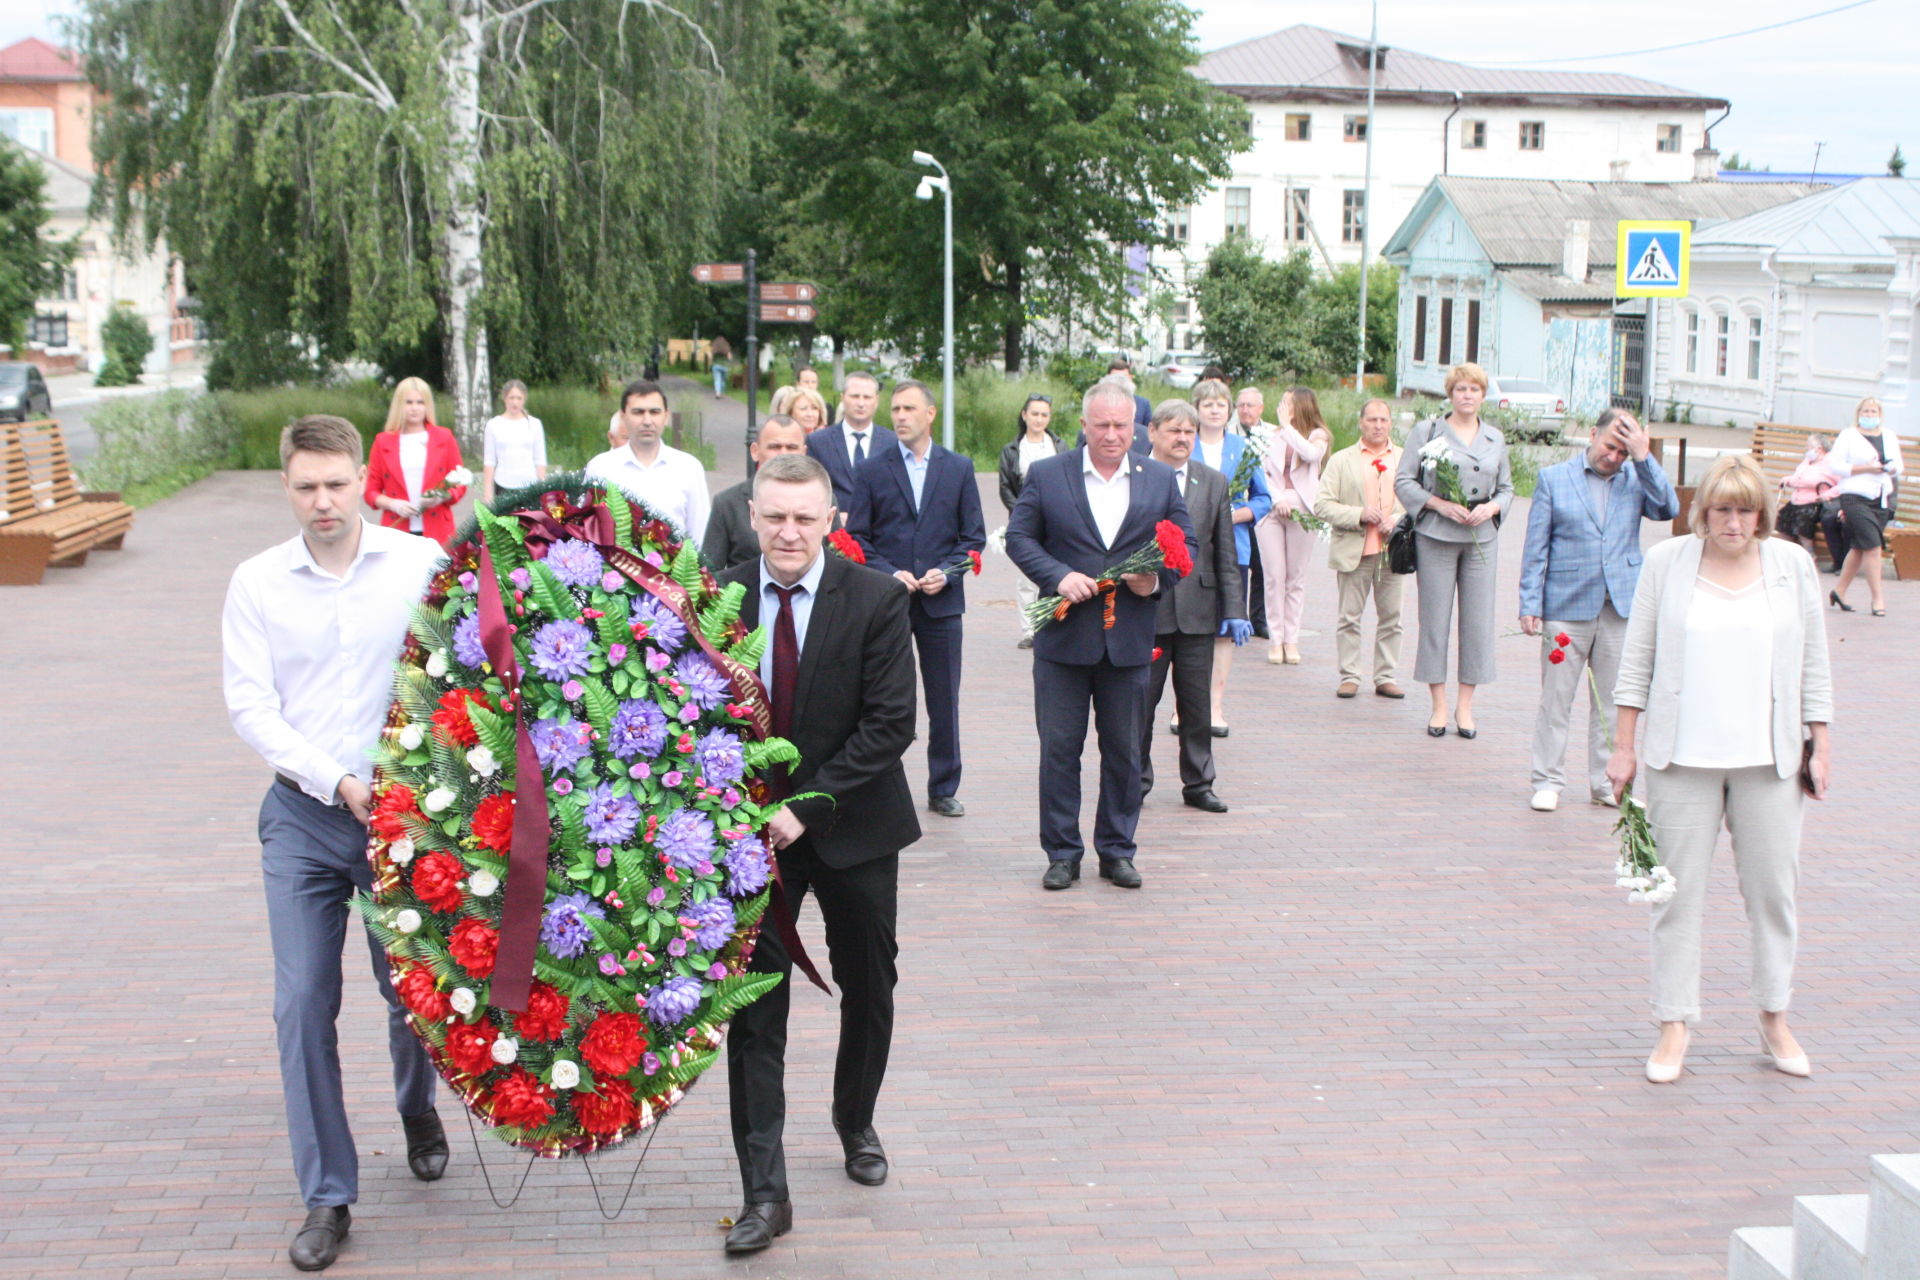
top-left (1336, 680), bottom-right (1360, 698)
top-left (1374, 682), bottom-right (1405, 699)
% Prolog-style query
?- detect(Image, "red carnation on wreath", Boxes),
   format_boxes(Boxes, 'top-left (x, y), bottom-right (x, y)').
top-left (432, 687), bottom-right (485, 747)
top-left (445, 1019), bottom-right (500, 1076)
top-left (579, 1012), bottom-right (650, 1077)
top-left (488, 1068), bottom-right (556, 1129)
top-left (513, 982), bottom-right (570, 1043)
top-left (827, 528), bottom-right (866, 564)
top-left (573, 1078), bottom-right (639, 1136)
top-left (395, 965), bottom-right (451, 1023)
top-left (411, 851), bottom-right (468, 914)
top-left (369, 783), bottom-right (419, 843)
top-left (470, 793), bottom-right (514, 853)
top-left (448, 918), bottom-right (500, 978)
top-left (1154, 519), bottom-right (1193, 578)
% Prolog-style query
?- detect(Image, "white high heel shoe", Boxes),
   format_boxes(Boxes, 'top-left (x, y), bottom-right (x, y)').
top-left (1645, 1027), bottom-right (1689, 1084)
top-left (1758, 1018), bottom-right (1811, 1077)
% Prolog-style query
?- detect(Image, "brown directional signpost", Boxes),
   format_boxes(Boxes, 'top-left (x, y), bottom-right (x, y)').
top-left (761, 302), bottom-right (818, 325)
top-left (759, 281), bottom-right (819, 304)
top-left (688, 258), bottom-right (830, 468)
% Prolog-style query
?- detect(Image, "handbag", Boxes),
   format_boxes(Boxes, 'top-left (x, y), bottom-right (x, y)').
top-left (1386, 513), bottom-right (1418, 575)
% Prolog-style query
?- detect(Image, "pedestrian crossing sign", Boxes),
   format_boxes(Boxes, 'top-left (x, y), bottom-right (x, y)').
top-left (1615, 220), bottom-right (1690, 298)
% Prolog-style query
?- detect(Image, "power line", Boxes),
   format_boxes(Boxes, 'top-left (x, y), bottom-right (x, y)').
top-left (1471, 0), bottom-right (1879, 65)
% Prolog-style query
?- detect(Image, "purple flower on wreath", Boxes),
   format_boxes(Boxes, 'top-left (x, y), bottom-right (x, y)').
top-left (529, 618), bottom-right (595, 681)
top-left (655, 808), bottom-right (715, 869)
top-left (642, 1051), bottom-right (662, 1075)
top-left (458, 571), bottom-right (477, 592)
top-left (581, 782), bottom-right (641, 845)
top-left (600, 570), bottom-right (625, 594)
top-left (724, 835), bottom-right (771, 897)
top-left (608, 698), bottom-right (669, 761)
top-left (631, 596), bottom-right (687, 654)
top-left (644, 975), bottom-right (703, 1028)
top-left (693, 727), bottom-right (745, 788)
top-left (509, 567), bottom-right (532, 590)
top-left (545, 539), bottom-right (606, 589)
top-left (683, 896), bottom-right (736, 952)
top-left (529, 716), bottom-right (593, 772)
top-left (672, 654), bottom-right (731, 712)
top-left (451, 614), bottom-right (488, 669)
top-left (541, 891), bottom-right (605, 959)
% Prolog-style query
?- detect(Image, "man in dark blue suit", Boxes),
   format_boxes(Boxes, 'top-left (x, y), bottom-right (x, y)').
top-left (1006, 381), bottom-right (1196, 891)
top-left (807, 371), bottom-right (883, 513)
top-left (847, 379), bottom-right (986, 817)
top-left (1074, 375), bottom-right (1151, 457)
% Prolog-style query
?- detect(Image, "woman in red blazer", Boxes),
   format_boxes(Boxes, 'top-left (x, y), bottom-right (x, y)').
top-left (363, 377), bottom-right (468, 547)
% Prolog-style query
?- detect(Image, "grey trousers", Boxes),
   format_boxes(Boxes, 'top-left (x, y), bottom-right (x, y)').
top-left (1334, 552), bottom-right (1404, 687)
top-left (1412, 533), bottom-right (1498, 686)
top-left (1644, 763), bottom-right (1802, 1024)
top-left (1528, 603), bottom-right (1626, 797)
top-left (260, 783), bottom-right (436, 1208)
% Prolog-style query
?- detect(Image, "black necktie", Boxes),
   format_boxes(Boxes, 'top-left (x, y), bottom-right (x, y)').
top-left (852, 432), bottom-right (868, 467)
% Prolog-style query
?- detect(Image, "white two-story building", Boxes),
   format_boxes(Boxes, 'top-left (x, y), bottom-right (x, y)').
top-left (1151, 24), bottom-right (1729, 356)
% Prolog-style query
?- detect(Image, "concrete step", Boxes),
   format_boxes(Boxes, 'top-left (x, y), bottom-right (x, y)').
top-left (1792, 1194), bottom-right (1867, 1280)
top-left (1731, 1226), bottom-right (1793, 1280)
top-left (1866, 1154), bottom-right (1920, 1280)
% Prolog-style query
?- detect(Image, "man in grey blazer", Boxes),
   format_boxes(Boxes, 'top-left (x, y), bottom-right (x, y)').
top-left (703, 416), bottom-right (808, 571)
top-left (1139, 402), bottom-right (1245, 810)
top-left (1518, 407), bottom-right (1677, 811)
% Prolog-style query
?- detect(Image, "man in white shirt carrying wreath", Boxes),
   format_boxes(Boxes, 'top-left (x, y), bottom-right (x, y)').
top-left (585, 378), bottom-right (712, 544)
top-left (221, 415), bottom-right (452, 1272)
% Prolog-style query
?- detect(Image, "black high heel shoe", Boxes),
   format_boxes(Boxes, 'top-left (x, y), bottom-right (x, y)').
top-left (1829, 590), bottom-right (1855, 612)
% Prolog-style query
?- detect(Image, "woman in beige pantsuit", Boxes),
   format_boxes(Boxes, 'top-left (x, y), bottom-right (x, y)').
top-left (1608, 455), bottom-right (1833, 1084)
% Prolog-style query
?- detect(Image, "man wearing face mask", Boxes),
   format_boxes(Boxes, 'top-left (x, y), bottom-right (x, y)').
top-left (1518, 407), bottom-right (1678, 812)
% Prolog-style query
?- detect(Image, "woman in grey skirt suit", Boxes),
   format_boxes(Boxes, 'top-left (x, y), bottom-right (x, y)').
top-left (1394, 362), bottom-right (1513, 739)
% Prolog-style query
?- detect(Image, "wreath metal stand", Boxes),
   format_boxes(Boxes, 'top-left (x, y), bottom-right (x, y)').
top-left (464, 1108), bottom-right (661, 1219)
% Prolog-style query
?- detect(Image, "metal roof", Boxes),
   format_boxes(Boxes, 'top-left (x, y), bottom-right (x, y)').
top-left (0, 37), bottom-right (83, 82)
top-left (1690, 178), bottom-right (1920, 264)
top-left (1199, 24), bottom-right (1726, 107)
top-left (1391, 177), bottom-right (1820, 269)
top-left (1502, 270), bottom-right (1619, 304)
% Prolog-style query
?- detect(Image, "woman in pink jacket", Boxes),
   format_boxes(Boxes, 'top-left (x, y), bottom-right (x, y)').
top-left (1255, 386), bottom-right (1332, 665)
top-left (1776, 434), bottom-right (1836, 560)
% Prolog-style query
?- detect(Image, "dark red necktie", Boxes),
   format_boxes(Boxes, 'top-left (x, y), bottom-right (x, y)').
top-left (768, 584), bottom-right (802, 796)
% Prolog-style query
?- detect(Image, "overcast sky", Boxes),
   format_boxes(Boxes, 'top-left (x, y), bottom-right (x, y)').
top-left (4, 0), bottom-right (1911, 175)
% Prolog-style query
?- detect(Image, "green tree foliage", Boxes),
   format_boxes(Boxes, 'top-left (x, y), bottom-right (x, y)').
top-left (94, 304), bottom-right (156, 386)
top-left (0, 140), bottom-right (74, 354)
top-left (779, 0), bottom-right (1248, 372)
top-left (1194, 237), bottom-right (1398, 382)
top-left (1890, 145), bottom-right (1907, 178)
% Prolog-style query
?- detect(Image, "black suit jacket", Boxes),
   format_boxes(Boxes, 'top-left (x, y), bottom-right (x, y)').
top-left (845, 443), bottom-right (986, 619)
top-left (1004, 448), bottom-right (1196, 667)
top-left (701, 480), bottom-right (759, 572)
top-left (1157, 460), bottom-right (1244, 636)
top-left (721, 553), bottom-right (922, 867)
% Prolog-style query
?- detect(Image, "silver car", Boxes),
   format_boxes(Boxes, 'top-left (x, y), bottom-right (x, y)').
top-left (1153, 351), bottom-right (1213, 390)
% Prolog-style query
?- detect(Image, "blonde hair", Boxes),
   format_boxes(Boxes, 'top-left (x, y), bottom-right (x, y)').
top-left (1690, 454), bottom-right (1774, 539)
top-left (383, 377), bottom-right (436, 433)
top-left (785, 386), bottom-right (829, 428)
top-left (768, 385), bottom-right (798, 416)
top-left (1444, 362), bottom-right (1489, 394)
top-left (1191, 378), bottom-right (1231, 406)
top-left (1855, 396), bottom-right (1884, 425)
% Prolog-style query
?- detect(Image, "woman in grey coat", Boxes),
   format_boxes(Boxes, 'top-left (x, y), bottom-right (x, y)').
top-left (1394, 362), bottom-right (1513, 738)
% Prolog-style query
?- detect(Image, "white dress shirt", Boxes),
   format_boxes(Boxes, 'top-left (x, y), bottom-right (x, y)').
top-left (840, 421), bottom-right (876, 469)
top-left (584, 441), bottom-right (712, 544)
top-left (483, 414), bottom-right (548, 490)
top-left (222, 520), bottom-right (446, 803)
top-left (1082, 449), bottom-right (1133, 548)
top-left (756, 549), bottom-right (826, 690)
top-left (398, 430), bottom-right (428, 533)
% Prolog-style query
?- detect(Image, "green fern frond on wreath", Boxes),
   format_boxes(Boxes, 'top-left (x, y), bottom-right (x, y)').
top-left (645, 1048), bottom-right (719, 1095)
top-left (697, 581), bottom-right (745, 644)
top-left (410, 604), bottom-right (455, 658)
top-left (669, 543), bottom-right (704, 597)
top-left (397, 666), bottom-right (440, 723)
top-left (743, 738), bottom-right (800, 772)
top-left (606, 489), bottom-right (633, 547)
top-left (595, 595), bottom-right (631, 651)
top-left (465, 700), bottom-right (518, 767)
top-left (476, 505), bottom-right (526, 577)
top-left (728, 625), bottom-right (768, 669)
top-left (527, 560), bottom-right (579, 622)
top-left (733, 890), bottom-right (769, 931)
top-left (701, 971), bottom-right (783, 1025)
top-left (581, 679), bottom-right (619, 738)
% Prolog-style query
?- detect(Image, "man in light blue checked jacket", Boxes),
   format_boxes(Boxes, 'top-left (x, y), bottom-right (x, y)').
top-left (1518, 407), bottom-right (1678, 812)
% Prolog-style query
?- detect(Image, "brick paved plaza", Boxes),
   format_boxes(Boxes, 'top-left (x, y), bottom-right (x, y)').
top-left (3, 412), bottom-right (1917, 1277)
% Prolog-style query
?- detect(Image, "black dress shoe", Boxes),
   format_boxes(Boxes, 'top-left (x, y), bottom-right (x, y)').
top-left (928, 795), bottom-right (966, 817)
top-left (834, 1123), bottom-right (889, 1185)
top-left (1209, 724), bottom-right (1229, 738)
top-left (1183, 790), bottom-right (1229, 813)
top-left (289, 1206), bottom-right (349, 1272)
top-left (1455, 725), bottom-right (1477, 740)
top-left (1041, 861), bottom-right (1079, 890)
top-left (1098, 858), bottom-right (1142, 888)
top-left (1017, 635), bottom-right (1034, 649)
top-left (723, 1200), bottom-right (793, 1254)
top-left (1426, 724), bottom-right (1447, 737)
top-left (401, 1108), bottom-right (448, 1181)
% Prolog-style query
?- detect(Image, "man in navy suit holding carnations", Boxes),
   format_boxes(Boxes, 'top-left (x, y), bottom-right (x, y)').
top-left (846, 379), bottom-right (985, 818)
top-left (1006, 381), bottom-right (1195, 891)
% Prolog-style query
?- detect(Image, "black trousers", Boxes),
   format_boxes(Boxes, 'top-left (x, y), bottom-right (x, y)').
top-left (1244, 550), bottom-right (1268, 638)
top-left (1033, 655), bottom-right (1150, 864)
top-left (910, 603), bottom-right (963, 798)
top-left (1142, 630), bottom-right (1217, 798)
top-left (727, 840), bottom-right (899, 1204)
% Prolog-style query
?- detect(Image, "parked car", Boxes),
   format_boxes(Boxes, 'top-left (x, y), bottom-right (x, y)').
top-left (0, 362), bottom-right (53, 422)
top-left (1487, 375), bottom-right (1564, 422)
top-left (1153, 351), bottom-right (1213, 390)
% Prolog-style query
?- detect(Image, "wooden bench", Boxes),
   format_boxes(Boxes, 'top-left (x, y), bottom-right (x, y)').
top-left (0, 418), bottom-right (136, 585)
top-left (1751, 421), bottom-right (1920, 579)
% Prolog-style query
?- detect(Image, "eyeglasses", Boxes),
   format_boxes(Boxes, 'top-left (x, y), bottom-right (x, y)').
top-left (1026, 395), bottom-right (1052, 405)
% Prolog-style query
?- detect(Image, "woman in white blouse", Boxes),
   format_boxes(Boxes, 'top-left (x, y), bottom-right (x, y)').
top-left (1826, 396), bottom-right (1904, 616)
top-left (481, 380), bottom-right (548, 503)
top-left (1255, 386), bottom-right (1331, 665)
top-left (1608, 455), bottom-right (1833, 1084)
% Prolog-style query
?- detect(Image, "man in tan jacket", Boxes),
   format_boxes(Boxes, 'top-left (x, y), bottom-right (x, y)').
top-left (1312, 399), bottom-right (1406, 698)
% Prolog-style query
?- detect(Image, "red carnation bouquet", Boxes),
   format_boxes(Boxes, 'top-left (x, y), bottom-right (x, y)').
top-left (940, 549), bottom-right (984, 579)
top-left (1024, 518), bottom-right (1191, 633)
top-left (827, 528), bottom-right (866, 564)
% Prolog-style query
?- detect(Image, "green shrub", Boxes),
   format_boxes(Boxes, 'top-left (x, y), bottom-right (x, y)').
top-left (80, 389), bottom-right (239, 504)
top-left (94, 306), bottom-right (156, 387)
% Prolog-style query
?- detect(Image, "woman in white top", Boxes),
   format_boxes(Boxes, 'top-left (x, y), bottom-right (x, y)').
top-left (1825, 396), bottom-right (1904, 616)
top-left (996, 394), bottom-right (1062, 647)
top-left (1254, 386), bottom-right (1331, 665)
top-left (1608, 455), bottom-right (1833, 1084)
top-left (481, 379), bottom-right (548, 503)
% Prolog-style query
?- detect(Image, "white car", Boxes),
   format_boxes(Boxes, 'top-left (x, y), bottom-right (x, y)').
top-left (1153, 351), bottom-right (1213, 390)
top-left (1488, 375), bottom-right (1564, 422)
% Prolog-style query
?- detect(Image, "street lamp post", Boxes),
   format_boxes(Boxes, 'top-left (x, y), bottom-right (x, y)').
top-left (913, 150), bottom-right (955, 451)
top-left (1355, 0), bottom-right (1379, 391)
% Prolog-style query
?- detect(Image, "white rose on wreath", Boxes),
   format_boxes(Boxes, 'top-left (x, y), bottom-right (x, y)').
top-left (388, 837), bottom-right (416, 866)
top-left (397, 722), bottom-right (426, 751)
top-left (549, 1059), bottom-right (581, 1090)
top-left (449, 987), bottom-right (477, 1018)
top-left (468, 869), bottom-right (498, 898)
top-left (393, 908), bottom-right (423, 934)
top-left (466, 745), bottom-right (499, 778)
top-left (423, 786), bottom-right (456, 814)
top-left (425, 650), bottom-right (450, 679)
top-left (490, 1036), bottom-right (519, 1065)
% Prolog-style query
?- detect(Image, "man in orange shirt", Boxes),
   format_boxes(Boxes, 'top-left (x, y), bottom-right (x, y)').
top-left (1312, 399), bottom-right (1406, 699)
